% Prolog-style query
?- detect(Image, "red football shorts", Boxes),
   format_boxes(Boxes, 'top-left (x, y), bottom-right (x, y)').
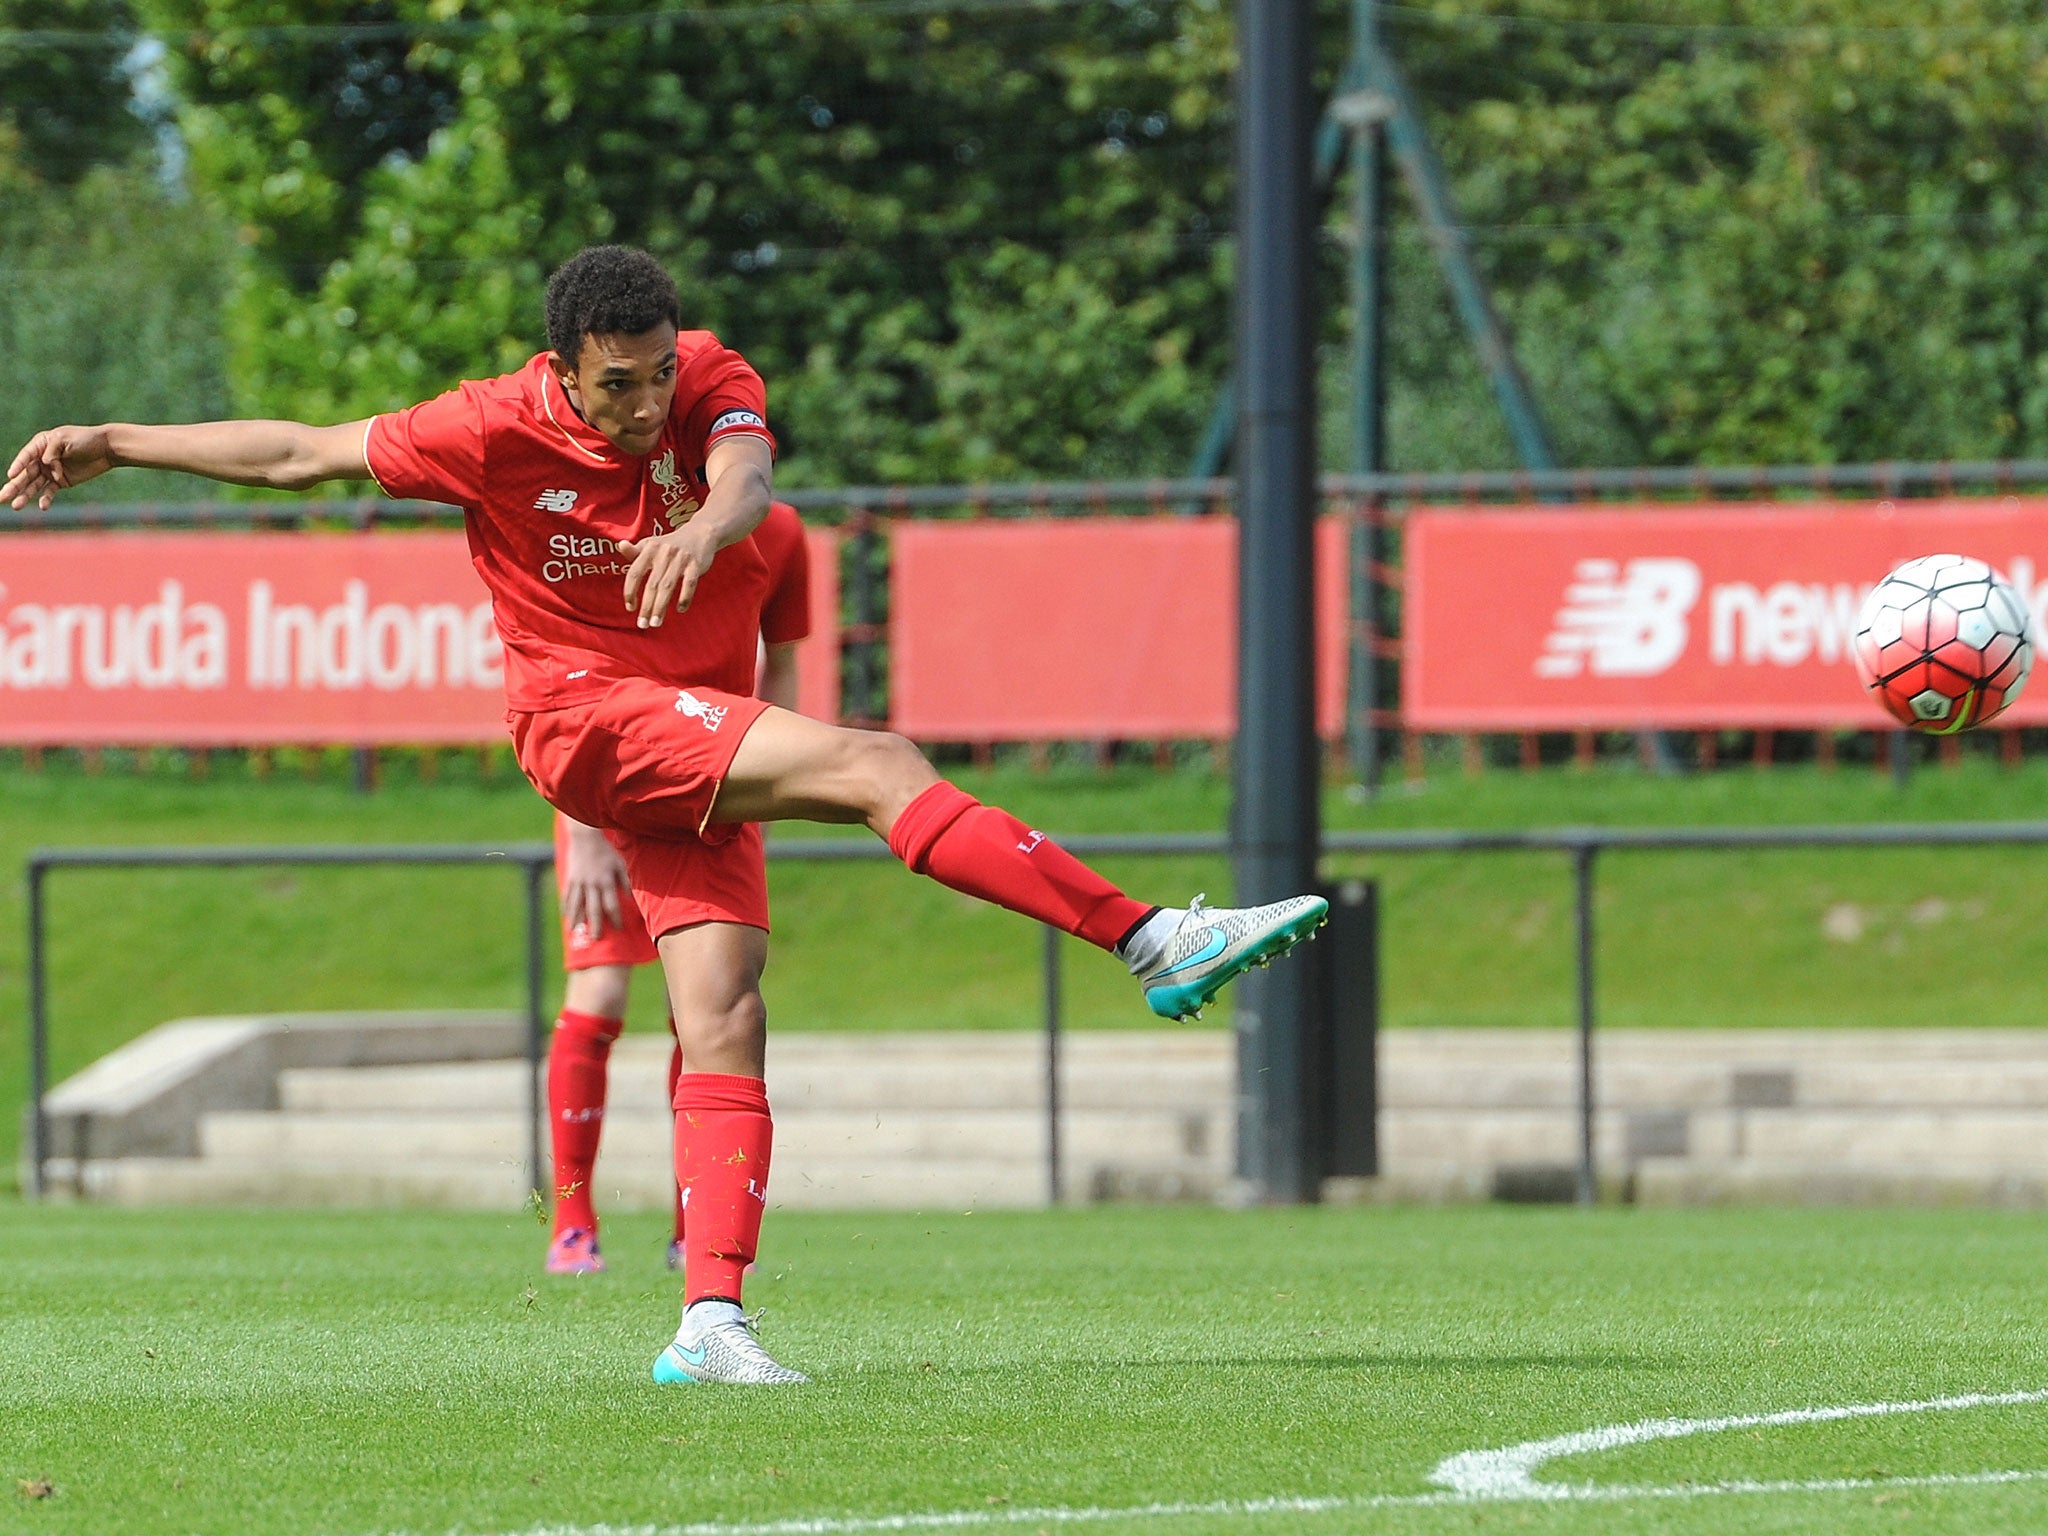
top-left (514, 679), bottom-right (773, 939)
top-left (553, 814), bottom-right (658, 969)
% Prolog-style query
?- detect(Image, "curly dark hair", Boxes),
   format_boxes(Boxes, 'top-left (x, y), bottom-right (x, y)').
top-left (543, 245), bottom-right (681, 363)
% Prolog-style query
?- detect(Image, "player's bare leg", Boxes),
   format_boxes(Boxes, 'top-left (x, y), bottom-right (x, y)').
top-left (708, 704), bottom-right (938, 833)
top-left (713, 708), bottom-right (1329, 1019)
top-left (650, 920), bottom-right (804, 1385)
top-left (545, 961), bottom-right (632, 1275)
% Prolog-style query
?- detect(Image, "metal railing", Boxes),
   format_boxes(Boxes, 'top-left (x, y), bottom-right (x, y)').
top-left (24, 843), bottom-right (557, 1201)
top-left (20, 835), bottom-right (1092, 1204)
top-left (28, 819), bottom-right (2048, 1207)
top-left (14, 455), bottom-right (2048, 528)
top-left (1319, 819), bottom-right (2048, 1204)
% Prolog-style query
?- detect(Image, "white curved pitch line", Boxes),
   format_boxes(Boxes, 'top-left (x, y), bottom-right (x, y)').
top-left (1431, 1386), bottom-right (2048, 1500)
top-left (431, 1387), bottom-right (2048, 1536)
top-left (467, 1467), bottom-right (2048, 1536)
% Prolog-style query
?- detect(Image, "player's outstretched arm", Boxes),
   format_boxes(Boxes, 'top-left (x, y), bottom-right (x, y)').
top-left (3, 420), bottom-right (375, 511)
top-left (617, 435), bottom-right (773, 627)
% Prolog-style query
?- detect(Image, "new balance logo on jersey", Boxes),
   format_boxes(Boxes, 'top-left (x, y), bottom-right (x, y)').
top-left (675, 690), bottom-right (729, 731)
top-left (1538, 557), bottom-right (1701, 679)
top-left (533, 488), bottom-right (579, 512)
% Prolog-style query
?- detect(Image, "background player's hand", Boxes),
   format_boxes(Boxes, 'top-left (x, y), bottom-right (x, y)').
top-left (617, 524), bottom-right (719, 627)
top-left (561, 821), bottom-right (631, 937)
top-left (3, 425), bottom-right (115, 511)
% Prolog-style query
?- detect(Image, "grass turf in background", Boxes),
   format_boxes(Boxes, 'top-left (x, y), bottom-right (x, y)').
top-left (12, 755), bottom-right (2048, 1173)
top-left (2, 1203), bottom-right (2046, 1535)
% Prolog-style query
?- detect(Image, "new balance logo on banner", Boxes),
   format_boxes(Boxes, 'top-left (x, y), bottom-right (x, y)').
top-left (1404, 502), bottom-right (2048, 730)
top-left (1537, 558), bottom-right (1701, 679)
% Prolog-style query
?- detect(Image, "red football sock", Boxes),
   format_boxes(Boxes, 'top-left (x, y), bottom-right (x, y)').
top-left (887, 782), bottom-right (1151, 951)
top-left (673, 1072), bottom-right (772, 1305)
top-left (547, 1008), bottom-right (623, 1235)
top-left (665, 1023), bottom-right (685, 1244)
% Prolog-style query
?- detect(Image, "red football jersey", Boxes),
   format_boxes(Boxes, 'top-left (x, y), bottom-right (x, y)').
top-left (754, 501), bottom-right (812, 647)
top-left (365, 332), bottom-right (778, 710)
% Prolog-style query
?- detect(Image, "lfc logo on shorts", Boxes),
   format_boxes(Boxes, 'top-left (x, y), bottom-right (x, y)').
top-left (674, 689), bottom-right (728, 731)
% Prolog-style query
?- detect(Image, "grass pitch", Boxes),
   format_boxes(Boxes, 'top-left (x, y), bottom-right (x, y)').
top-left (4, 1203), bottom-right (2045, 1535)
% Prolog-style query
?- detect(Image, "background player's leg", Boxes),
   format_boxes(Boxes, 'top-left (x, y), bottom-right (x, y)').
top-left (712, 709), bottom-right (1153, 951)
top-left (546, 966), bottom-right (629, 1274)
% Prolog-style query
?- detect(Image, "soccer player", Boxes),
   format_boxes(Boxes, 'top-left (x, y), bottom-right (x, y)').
top-left (2, 244), bottom-right (1329, 1386)
top-left (547, 498), bottom-right (811, 1277)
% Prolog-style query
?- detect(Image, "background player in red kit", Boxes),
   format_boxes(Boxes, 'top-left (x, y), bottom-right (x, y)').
top-left (546, 500), bottom-right (811, 1277)
top-left (3, 244), bottom-right (1328, 1388)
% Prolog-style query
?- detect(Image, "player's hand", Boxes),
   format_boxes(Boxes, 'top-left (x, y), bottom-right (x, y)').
top-left (560, 823), bottom-right (630, 938)
top-left (617, 524), bottom-right (719, 627)
top-left (2, 426), bottom-right (115, 512)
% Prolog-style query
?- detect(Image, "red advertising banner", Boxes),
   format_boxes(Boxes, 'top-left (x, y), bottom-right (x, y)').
top-left (0, 529), bottom-right (842, 744)
top-left (1404, 499), bottom-right (2048, 729)
top-left (890, 517), bottom-right (1349, 739)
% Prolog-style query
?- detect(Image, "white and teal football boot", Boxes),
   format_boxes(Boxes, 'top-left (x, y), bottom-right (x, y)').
top-left (653, 1300), bottom-right (808, 1386)
top-left (1121, 893), bottom-right (1330, 1022)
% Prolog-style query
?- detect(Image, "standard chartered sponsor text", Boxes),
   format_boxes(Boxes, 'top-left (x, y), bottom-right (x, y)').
top-left (543, 532), bottom-right (629, 584)
top-left (0, 579), bottom-right (501, 691)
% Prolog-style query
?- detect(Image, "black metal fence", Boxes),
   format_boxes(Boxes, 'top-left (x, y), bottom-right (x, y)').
top-left (24, 843), bottom-right (557, 1201)
top-left (28, 819), bottom-right (2048, 1208)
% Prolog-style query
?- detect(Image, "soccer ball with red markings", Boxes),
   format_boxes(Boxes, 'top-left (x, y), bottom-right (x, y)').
top-left (1852, 554), bottom-right (2034, 733)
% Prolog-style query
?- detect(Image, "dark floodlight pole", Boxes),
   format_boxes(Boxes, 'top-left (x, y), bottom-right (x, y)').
top-left (1231, 0), bottom-right (1322, 1204)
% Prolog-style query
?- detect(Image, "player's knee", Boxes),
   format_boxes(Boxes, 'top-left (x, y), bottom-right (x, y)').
top-left (563, 966), bottom-right (630, 1019)
top-left (848, 730), bottom-right (940, 818)
top-left (675, 989), bottom-right (767, 1073)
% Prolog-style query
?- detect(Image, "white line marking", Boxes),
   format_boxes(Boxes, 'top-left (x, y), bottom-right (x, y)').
top-left (1432, 1385), bottom-right (2048, 1499)
top-left (458, 1470), bottom-right (2048, 1536)
top-left (423, 1387), bottom-right (2048, 1536)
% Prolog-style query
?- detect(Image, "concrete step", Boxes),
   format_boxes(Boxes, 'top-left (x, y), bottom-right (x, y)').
top-left (1776, 1062), bottom-right (2048, 1107)
top-left (1734, 1109), bottom-right (2048, 1164)
top-left (198, 1106), bottom-right (1230, 1167)
top-left (1380, 1063), bottom-right (1755, 1110)
top-left (277, 1056), bottom-right (1229, 1114)
top-left (1635, 1157), bottom-right (2048, 1208)
top-left (52, 1023), bottom-right (2048, 1211)
top-left (274, 1054), bottom-right (2048, 1116)
top-left (60, 1155), bottom-right (530, 1208)
top-left (1379, 1028), bottom-right (2048, 1064)
top-left (56, 1152), bottom-right (1177, 1212)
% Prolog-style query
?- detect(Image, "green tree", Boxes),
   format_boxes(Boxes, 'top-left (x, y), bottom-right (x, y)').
top-left (1391, 0), bottom-right (2048, 465)
top-left (138, 0), bottom-right (1254, 485)
top-left (0, 169), bottom-right (236, 497)
top-left (0, 0), bottom-right (152, 185)
top-left (0, 1), bottom-right (234, 499)
top-left (123, 0), bottom-right (2048, 480)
